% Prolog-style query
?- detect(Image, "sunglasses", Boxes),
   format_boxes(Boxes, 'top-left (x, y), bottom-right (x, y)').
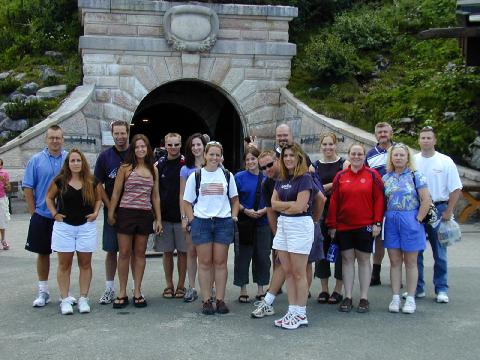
top-left (260, 161), bottom-right (275, 171)
top-left (420, 125), bottom-right (435, 133)
top-left (167, 143), bottom-right (180, 147)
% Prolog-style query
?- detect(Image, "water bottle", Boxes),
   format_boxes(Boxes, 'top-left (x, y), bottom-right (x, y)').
top-left (326, 243), bottom-right (339, 263)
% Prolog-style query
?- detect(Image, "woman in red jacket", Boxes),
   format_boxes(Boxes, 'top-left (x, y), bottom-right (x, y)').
top-left (326, 144), bottom-right (384, 313)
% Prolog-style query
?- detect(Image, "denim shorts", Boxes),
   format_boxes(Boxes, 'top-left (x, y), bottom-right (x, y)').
top-left (102, 209), bottom-right (118, 252)
top-left (190, 216), bottom-right (234, 246)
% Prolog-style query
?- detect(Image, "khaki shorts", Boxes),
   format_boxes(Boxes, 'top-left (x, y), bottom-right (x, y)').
top-left (154, 221), bottom-right (187, 253)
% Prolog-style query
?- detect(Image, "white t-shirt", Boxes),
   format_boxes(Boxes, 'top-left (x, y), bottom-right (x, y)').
top-left (414, 152), bottom-right (462, 202)
top-left (183, 167), bottom-right (238, 218)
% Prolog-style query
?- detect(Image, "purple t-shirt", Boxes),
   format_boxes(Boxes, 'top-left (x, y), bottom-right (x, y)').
top-left (274, 173), bottom-right (314, 217)
top-left (180, 165), bottom-right (196, 180)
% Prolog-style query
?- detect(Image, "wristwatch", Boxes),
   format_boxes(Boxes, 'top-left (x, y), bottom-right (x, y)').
top-left (232, 216), bottom-right (238, 222)
top-left (374, 222), bottom-right (382, 227)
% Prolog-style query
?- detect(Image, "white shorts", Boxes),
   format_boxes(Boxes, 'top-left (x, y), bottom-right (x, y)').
top-left (272, 215), bottom-right (314, 255)
top-left (0, 196), bottom-right (10, 228)
top-left (51, 221), bottom-right (97, 253)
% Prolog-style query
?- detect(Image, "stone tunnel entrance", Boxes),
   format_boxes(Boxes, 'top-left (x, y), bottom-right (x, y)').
top-left (130, 80), bottom-right (244, 171)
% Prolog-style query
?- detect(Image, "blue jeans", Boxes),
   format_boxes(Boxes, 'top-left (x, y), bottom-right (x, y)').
top-left (190, 217), bottom-right (234, 246)
top-left (417, 202), bottom-right (448, 294)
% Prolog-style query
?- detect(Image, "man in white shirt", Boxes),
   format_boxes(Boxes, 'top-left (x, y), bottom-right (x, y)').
top-left (414, 126), bottom-right (462, 303)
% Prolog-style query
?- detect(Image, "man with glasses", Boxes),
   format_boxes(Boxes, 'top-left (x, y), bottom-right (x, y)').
top-left (366, 122), bottom-right (395, 286)
top-left (413, 126), bottom-right (462, 303)
top-left (24, 125), bottom-right (68, 307)
top-left (94, 120), bottom-right (130, 304)
top-left (154, 133), bottom-right (188, 299)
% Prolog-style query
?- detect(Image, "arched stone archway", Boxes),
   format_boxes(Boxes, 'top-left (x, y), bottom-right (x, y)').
top-left (130, 80), bottom-right (244, 170)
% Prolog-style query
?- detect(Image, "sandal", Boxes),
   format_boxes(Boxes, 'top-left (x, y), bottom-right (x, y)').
top-left (112, 296), bottom-right (129, 309)
top-left (317, 291), bottom-right (329, 304)
top-left (357, 298), bottom-right (369, 313)
top-left (328, 291), bottom-right (343, 304)
top-left (238, 294), bottom-right (250, 303)
top-left (255, 293), bottom-right (266, 301)
top-left (338, 297), bottom-right (353, 312)
top-left (162, 287), bottom-right (174, 299)
top-left (174, 287), bottom-right (186, 299)
top-left (1, 240), bottom-right (9, 250)
top-left (133, 295), bottom-right (148, 308)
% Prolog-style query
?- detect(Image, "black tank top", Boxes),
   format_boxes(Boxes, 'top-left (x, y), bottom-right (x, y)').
top-left (55, 179), bottom-right (97, 226)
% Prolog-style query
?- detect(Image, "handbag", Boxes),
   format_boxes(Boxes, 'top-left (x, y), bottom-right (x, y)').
top-left (411, 172), bottom-right (440, 226)
top-left (237, 173), bottom-right (263, 246)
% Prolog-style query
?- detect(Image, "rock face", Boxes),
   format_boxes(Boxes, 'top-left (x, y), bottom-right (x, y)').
top-left (0, 71), bottom-right (13, 80)
top-left (39, 65), bottom-right (61, 81)
top-left (36, 85), bottom-right (67, 99)
top-left (0, 118), bottom-right (28, 132)
top-left (468, 137), bottom-right (480, 170)
top-left (22, 82), bottom-right (39, 96)
top-left (8, 91), bottom-right (27, 102)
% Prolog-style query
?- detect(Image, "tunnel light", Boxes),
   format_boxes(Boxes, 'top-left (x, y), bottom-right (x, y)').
top-left (142, 118), bottom-right (149, 123)
top-left (469, 14), bottom-right (480, 22)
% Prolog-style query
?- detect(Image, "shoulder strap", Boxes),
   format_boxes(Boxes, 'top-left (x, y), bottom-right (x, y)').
top-left (156, 156), bottom-right (168, 176)
top-left (194, 168), bottom-right (202, 203)
top-left (253, 173), bottom-right (263, 211)
top-left (222, 168), bottom-right (230, 198)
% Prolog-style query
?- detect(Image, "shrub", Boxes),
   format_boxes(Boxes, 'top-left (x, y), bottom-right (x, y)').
top-left (332, 8), bottom-right (396, 50)
top-left (300, 33), bottom-right (360, 80)
top-left (5, 98), bottom-right (43, 120)
top-left (0, 77), bottom-right (20, 94)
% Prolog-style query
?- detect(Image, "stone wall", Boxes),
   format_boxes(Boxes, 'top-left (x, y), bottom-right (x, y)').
top-left (78, 0), bottom-right (298, 140)
top-left (0, 85), bottom-right (98, 182)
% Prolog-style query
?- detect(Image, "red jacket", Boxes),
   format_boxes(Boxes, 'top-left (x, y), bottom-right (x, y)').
top-left (326, 165), bottom-right (384, 231)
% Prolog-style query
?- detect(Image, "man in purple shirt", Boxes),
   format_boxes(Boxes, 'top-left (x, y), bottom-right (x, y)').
top-left (94, 120), bottom-right (130, 304)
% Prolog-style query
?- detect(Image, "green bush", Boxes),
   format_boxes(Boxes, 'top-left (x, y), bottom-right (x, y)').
top-left (300, 33), bottom-right (360, 80)
top-left (5, 98), bottom-right (44, 120)
top-left (332, 8), bottom-right (396, 50)
top-left (0, 77), bottom-right (20, 94)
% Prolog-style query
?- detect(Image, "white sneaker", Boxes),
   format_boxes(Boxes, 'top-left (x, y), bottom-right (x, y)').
top-left (62, 295), bottom-right (77, 306)
top-left (402, 297), bottom-right (416, 314)
top-left (274, 311), bottom-right (292, 328)
top-left (402, 291), bottom-right (425, 299)
top-left (281, 313), bottom-right (308, 330)
top-left (33, 291), bottom-right (50, 307)
top-left (78, 297), bottom-right (91, 314)
top-left (436, 292), bottom-right (449, 303)
top-left (60, 299), bottom-right (74, 315)
top-left (251, 300), bottom-right (275, 318)
top-left (99, 288), bottom-right (115, 304)
top-left (389, 298), bottom-right (400, 313)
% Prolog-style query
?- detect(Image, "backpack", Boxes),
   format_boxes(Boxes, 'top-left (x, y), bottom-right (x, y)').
top-left (156, 154), bottom-right (185, 178)
top-left (194, 167), bottom-right (231, 204)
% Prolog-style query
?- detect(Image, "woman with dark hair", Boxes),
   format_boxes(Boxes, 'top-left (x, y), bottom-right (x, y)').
top-left (271, 143), bottom-right (315, 330)
top-left (179, 133), bottom-right (207, 302)
top-left (326, 144), bottom-right (384, 313)
top-left (46, 149), bottom-right (102, 314)
top-left (108, 134), bottom-right (162, 309)
top-left (183, 141), bottom-right (239, 315)
top-left (311, 133), bottom-right (349, 305)
top-left (234, 145), bottom-right (270, 303)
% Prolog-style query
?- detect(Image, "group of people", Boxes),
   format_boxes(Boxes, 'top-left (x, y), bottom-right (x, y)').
top-left (21, 120), bottom-right (462, 330)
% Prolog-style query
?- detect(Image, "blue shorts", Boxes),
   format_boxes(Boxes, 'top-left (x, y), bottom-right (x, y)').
top-left (190, 217), bottom-right (234, 246)
top-left (102, 209), bottom-right (118, 252)
top-left (384, 210), bottom-right (426, 252)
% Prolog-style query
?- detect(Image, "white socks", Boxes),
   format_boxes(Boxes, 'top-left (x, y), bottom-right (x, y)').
top-left (264, 292), bottom-right (275, 306)
top-left (106, 281), bottom-right (114, 291)
top-left (38, 281), bottom-right (48, 293)
top-left (288, 305), bottom-right (306, 316)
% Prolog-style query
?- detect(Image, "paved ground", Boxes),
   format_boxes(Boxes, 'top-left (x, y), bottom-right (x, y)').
top-left (1, 207), bottom-right (479, 360)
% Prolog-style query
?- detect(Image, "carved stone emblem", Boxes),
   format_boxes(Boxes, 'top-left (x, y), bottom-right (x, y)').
top-left (164, 5), bottom-right (219, 52)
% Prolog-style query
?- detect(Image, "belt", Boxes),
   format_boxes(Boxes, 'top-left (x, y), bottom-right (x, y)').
top-left (434, 201), bottom-right (448, 206)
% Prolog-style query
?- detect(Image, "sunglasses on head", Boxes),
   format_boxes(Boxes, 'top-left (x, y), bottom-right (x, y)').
top-left (260, 161), bottom-right (275, 171)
